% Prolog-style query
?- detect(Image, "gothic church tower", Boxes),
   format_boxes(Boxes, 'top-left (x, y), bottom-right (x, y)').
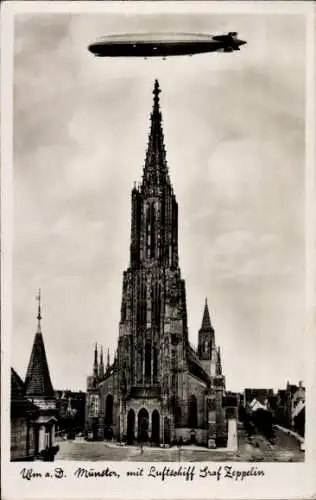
top-left (118, 80), bottom-right (188, 395)
top-left (86, 81), bottom-right (227, 447)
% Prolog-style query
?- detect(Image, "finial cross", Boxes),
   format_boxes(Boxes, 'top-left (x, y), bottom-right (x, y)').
top-left (36, 288), bottom-right (42, 331)
top-left (153, 79), bottom-right (161, 96)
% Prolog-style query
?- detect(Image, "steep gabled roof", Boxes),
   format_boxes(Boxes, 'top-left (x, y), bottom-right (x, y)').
top-left (11, 367), bottom-right (25, 397)
top-left (25, 332), bottom-right (55, 398)
top-left (11, 367), bottom-right (38, 417)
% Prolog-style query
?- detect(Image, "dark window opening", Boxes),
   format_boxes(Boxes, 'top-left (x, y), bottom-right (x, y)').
top-left (145, 343), bottom-right (151, 382)
top-left (153, 347), bottom-right (158, 382)
top-left (188, 395), bottom-right (198, 428)
top-left (105, 394), bottom-right (114, 426)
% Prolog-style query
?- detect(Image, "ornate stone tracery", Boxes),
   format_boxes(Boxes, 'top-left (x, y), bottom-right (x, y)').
top-left (85, 80), bottom-right (227, 447)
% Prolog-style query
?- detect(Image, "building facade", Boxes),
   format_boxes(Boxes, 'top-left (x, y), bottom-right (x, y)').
top-left (11, 292), bottom-right (59, 461)
top-left (11, 368), bottom-right (38, 461)
top-left (85, 80), bottom-right (227, 447)
top-left (55, 390), bottom-right (86, 438)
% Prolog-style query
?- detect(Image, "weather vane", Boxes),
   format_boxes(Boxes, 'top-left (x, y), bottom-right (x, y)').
top-left (36, 288), bottom-right (42, 331)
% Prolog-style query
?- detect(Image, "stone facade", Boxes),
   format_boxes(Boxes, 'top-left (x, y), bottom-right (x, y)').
top-left (85, 80), bottom-right (227, 447)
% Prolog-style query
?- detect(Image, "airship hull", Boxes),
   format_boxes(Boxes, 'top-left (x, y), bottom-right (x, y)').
top-left (88, 41), bottom-right (224, 58)
top-left (88, 33), bottom-right (246, 58)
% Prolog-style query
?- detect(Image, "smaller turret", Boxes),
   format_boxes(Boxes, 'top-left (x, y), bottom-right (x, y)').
top-left (216, 346), bottom-right (222, 376)
top-left (99, 346), bottom-right (104, 379)
top-left (198, 298), bottom-right (215, 360)
top-left (197, 298), bottom-right (219, 378)
top-left (24, 290), bottom-right (55, 399)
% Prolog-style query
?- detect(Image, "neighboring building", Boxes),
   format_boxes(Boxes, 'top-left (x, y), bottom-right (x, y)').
top-left (274, 381), bottom-right (306, 436)
top-left (11, 291), bottom-right (59, 461)
top-left (56, 390), bottom-right (86, 436)
top-left (244, 388), bottom-right (274, 408)
top-left (85, 80), bottom-right (227, 448)
top-left (272, 389), bottom-right (288, 426)
top-left (242, 382), bottom-right (306, 439)
top-left (242, 389), bottom-right (275, 441)
top-left (286, 381), bottom-right (305, 432)
top-left (11, 368), bottom-right (38, 461)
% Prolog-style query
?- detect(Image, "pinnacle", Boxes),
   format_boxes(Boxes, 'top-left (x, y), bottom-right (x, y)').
top-left (94, 342), bottom-right (98, 365)
top-left (216, 346), bottom-right (222, 375)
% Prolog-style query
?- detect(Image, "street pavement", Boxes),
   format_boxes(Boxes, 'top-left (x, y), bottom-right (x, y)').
top-left (56, 427), bottom-right (304, 462)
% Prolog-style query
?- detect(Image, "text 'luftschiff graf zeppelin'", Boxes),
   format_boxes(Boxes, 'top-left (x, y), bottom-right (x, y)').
top-left (20, 465), bottom-right (265, 482)
top-left (71, 465), bottom-right (265, 481)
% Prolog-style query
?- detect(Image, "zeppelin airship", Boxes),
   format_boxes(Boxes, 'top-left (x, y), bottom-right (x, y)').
top-left (88, 32), bottom-right (247, 58)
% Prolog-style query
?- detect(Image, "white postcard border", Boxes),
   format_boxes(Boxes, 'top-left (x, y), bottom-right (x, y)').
top-left (1, 2), bottom-right (315, 499)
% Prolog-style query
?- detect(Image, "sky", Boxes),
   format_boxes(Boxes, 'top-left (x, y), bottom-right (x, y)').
top-left (12, 10), bottom-right (307, 392)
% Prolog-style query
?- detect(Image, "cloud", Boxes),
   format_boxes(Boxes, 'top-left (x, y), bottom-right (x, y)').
top-left (12, 12), bottom-right (306, 391)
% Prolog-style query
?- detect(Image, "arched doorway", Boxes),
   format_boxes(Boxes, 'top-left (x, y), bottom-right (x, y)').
top-left (126, 409), bottom-right (135, 444)
top-left (163, 417), bottom-right (171, 445)
top-left (188, 395), bottom-right (198, 428)
top-left (104, 394), bottom-right (114, 439)
top-left (151, 410), bottom-right (160, 445)
top-left (92, 418), bottom-right (98, 441)
top-left (138, 408), bottom-right (149, 443)
top-left (105, 394), bottom-right (113, 426)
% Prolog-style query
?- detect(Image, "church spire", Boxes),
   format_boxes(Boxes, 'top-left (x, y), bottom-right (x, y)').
top-left (24, 291), bottom-right (55, 398)
top-left (198, 298), bottom-right (215, 361)
top-left (142, 79), bottom-right (169, 191)
top-left (107, 348), bottom-right (110, 369)
top-left (201, 298), bottom-right (214, 331)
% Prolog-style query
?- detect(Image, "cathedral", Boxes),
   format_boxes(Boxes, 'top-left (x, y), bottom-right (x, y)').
top-left (85, 80), bottom-right (228, 448)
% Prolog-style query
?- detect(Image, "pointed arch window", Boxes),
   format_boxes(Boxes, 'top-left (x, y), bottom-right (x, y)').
top-left (153, 346), bottom-right (158, 382)
top-left (137, 345), bottom-right (143, 384)
top-left (150, 203), bottom-right (155, 257)
top-left (145, 342), bottom-right (151, 382)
